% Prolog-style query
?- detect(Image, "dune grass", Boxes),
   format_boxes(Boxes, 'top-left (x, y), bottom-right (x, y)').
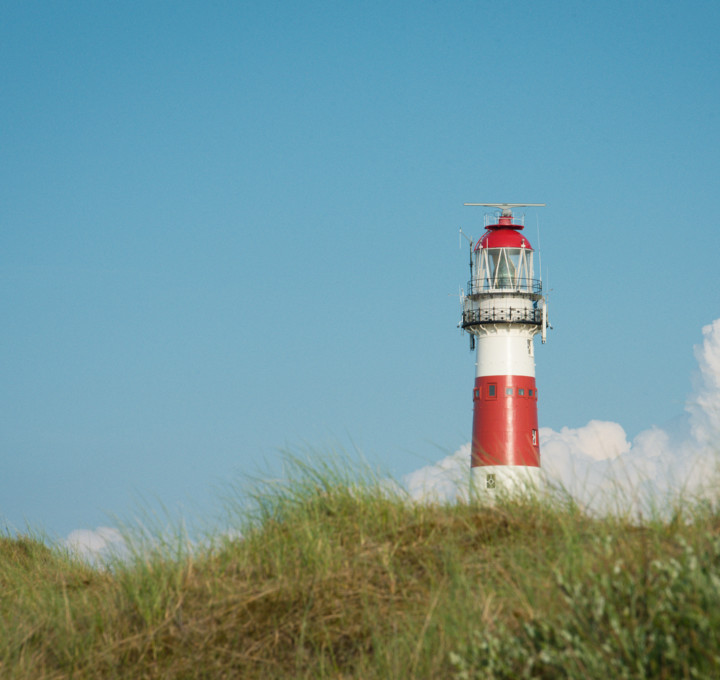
top-left (2, 453), bottom-right (720, 678)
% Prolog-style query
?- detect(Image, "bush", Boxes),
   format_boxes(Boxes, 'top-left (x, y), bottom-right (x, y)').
top-left (450, 533), bottom-right (720, 679)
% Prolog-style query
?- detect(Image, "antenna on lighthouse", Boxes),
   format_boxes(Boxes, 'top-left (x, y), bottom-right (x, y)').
top-left (458, 227), bottom-right (473, 245)
top-left (459, 228), bottom-right (474, 281)
top-left (464, 202), bottom-right (546, 216)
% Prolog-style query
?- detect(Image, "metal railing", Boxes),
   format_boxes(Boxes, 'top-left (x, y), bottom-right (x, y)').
top-left (462, 305), bottom-right (542, 326)
top-left (484, 213), bottom-right (525, 228)
top-left (467, 277), bottom-right (542, 295)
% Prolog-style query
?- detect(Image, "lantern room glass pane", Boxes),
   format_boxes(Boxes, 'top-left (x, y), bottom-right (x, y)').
top-left (506, 248), bottom-right (522, 272)
top-left (489, 249), bottom-right (515, 289)
top-left (473, 249), bottom-right (491, 289)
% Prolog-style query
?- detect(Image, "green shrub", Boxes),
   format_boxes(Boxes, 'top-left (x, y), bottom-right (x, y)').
top-left (450, 533), bottom-right (720, 679)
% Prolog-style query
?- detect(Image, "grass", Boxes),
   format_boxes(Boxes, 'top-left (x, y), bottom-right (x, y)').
top-left (2, 452), bottom-right (720, 678)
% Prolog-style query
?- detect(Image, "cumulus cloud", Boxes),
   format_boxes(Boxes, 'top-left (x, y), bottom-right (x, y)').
top-left (404, 318), bottom-right (720, 513)
top-left (64, 526), bottom-right (128, 563)
top-left (404, 444), bottom-right (471, 502)
top-left (688, 318), bottom-right (720, 447)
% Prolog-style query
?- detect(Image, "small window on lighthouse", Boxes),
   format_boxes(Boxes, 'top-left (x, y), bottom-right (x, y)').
top-left (487, 383), bottom-right (497, 398)
top-left (518, 388), bottom-right (525, 396)
top-left (473, 388), bottom-right (480, 400)
top-left (505, 387), bottom-right (513, 396)
top-left (532, 429), bottom-right (537, 445)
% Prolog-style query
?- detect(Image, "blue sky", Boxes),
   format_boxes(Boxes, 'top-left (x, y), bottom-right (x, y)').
top-left (2, 1), bottom-right (719, 538)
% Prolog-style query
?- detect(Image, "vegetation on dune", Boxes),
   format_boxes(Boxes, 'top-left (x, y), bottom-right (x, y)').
top-left (2, 454), bottom-right (720, 679)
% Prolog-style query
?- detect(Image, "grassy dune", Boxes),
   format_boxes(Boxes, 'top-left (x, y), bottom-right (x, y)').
top-left (2, 455), bottom-right (720, 679)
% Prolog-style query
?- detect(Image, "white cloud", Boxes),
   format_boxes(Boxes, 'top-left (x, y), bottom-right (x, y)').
top-left (542, 420), bottom-right (630, 462)
top-left (403, 318), bottom-right (720, 514)
top-left (688, 318), bottom-right (720, 447)
top-left (404, 444), bottom-right (471, 502)
top-left (64, 526), bottom-right (128, 563)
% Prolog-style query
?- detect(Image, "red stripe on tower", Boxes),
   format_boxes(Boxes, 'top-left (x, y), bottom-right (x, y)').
top-left (460, 203), bottom-right (550, 494)
top-left (472, 376), bottom-right (539, 468)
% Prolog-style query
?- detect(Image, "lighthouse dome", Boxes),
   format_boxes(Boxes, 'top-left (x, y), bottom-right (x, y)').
top-left (476, 229), bottom-right (533, 251)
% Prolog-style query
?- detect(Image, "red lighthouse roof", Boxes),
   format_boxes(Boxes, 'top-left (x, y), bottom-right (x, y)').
top-left (465, 204), bottom-right (541, 252)
top-left (476, 225), bottom-right (534, 251)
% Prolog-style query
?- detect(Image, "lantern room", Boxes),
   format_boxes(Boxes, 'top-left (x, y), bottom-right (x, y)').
top-left (470, 214), bottom-right (539, 295)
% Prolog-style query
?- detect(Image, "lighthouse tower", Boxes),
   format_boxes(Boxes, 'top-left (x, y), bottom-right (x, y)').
top-left (460, 203), bottom-right (549, 495)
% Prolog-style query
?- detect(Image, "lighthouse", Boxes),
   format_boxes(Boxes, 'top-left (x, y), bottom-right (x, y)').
top-left (460, 203), bottom-right (549, 495)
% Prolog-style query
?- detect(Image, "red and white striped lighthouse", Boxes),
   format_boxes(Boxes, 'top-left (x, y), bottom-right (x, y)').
top-left (460, 203), bottom-right (550, 494)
